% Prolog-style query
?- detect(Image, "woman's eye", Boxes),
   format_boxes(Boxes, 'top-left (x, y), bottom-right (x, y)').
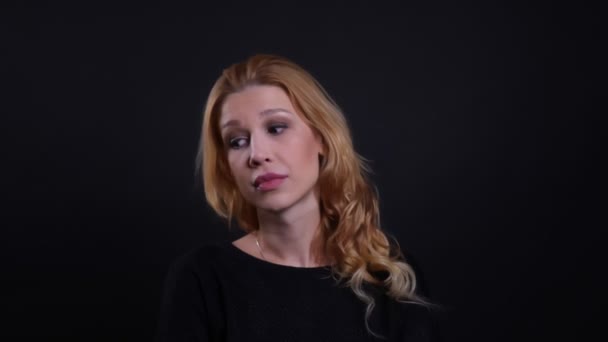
top-left (228, 137), bottom-right (248, 149)
top-left (226, 124), bottom-right (286, 150)
top-left (268, 124), bottom-right (287, 134)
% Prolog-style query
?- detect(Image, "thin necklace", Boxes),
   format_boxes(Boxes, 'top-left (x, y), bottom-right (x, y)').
top-left (255, 231), bottom-right (267, 261)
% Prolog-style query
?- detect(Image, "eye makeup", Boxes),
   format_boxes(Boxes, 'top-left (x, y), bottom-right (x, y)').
top-left (223, 120), bottom-right (290, 150)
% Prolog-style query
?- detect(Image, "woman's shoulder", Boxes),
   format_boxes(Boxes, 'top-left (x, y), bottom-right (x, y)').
top-left (387, 299), bottom-right (443, 341)
top-left (166, 240), bottom-right (235, 276)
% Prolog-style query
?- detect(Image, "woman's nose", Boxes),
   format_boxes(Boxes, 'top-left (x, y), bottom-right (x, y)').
top-left (247, 136), bottom-right (271, 167)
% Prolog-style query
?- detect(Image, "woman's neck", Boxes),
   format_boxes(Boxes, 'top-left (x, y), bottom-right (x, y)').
top-left (256, 195), bottom-right (328, 267)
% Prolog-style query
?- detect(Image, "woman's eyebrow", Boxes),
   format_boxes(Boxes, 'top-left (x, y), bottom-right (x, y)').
top-left (221, 108), bottom-right (293, 130)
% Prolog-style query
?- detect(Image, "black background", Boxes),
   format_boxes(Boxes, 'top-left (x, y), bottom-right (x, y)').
top-left (2, 2), bottom-right (600, 341)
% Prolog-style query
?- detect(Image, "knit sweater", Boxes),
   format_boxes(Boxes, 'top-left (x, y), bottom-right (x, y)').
top-left (156, 241), bottom-right (438, 342)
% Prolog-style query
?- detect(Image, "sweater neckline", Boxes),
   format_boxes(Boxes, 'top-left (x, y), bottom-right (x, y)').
top-left (226, 241), bottom-right (334, 272)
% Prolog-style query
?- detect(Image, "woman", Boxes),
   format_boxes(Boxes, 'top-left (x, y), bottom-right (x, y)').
top-left (157, 54), bottom-right (437, 341)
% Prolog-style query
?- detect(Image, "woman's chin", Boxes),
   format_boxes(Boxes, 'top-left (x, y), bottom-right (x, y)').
top-left (255, 202), bottom-right (290, 214)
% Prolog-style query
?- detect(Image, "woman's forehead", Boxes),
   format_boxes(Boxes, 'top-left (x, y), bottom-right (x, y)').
top-left (219, 85), bottom-right (298, 125)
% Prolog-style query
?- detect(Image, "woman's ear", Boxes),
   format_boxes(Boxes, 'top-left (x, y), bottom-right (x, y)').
top-left (317, 136), bottom-right (327, 168)
top-left (314, 130), bottom-right (325, 155)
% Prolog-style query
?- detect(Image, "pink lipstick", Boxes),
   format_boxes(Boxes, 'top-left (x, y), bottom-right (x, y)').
top-left (254, 173), bottom-right (287, 191)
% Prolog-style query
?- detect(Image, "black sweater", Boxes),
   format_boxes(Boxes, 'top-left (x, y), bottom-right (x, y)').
top-left (156, 241), bottom-right (438, 342)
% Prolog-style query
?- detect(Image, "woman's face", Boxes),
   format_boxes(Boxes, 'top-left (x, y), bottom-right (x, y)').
top-left (219, 85), bottom-right (323, 213)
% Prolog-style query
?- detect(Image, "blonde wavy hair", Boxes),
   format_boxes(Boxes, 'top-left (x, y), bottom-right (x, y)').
top-left (196, 54), bottom-right (429, 337)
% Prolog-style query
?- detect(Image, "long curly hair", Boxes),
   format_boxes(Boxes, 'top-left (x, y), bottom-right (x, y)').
top-left (195, 54), bottom-right (429, 337)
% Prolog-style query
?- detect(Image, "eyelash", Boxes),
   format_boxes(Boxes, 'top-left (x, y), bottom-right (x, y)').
top-left (227, 123), bottom-right (288, 150)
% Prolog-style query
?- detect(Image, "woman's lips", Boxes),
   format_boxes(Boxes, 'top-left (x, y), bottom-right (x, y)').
top-left (256, 177), bottom-right (286, 191)
top-left (254, 173), bottom-right (287, 187)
